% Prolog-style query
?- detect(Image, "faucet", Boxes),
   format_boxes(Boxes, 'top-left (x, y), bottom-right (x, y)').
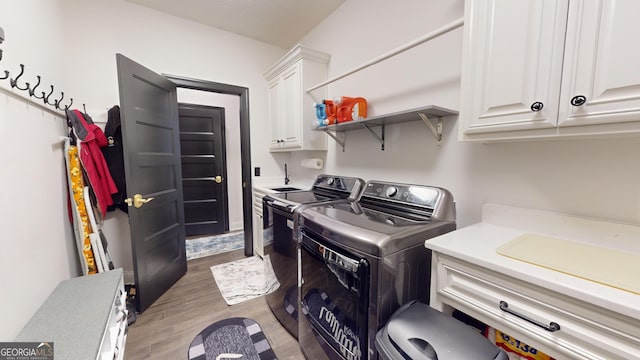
top-left (284, 163), bottom-right (290, 185)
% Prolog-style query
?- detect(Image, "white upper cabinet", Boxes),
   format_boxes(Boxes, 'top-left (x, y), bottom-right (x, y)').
top-left (460, 0), bottom-right (568, 134)
top-left (559, 1), bottom-right (640, 128)
top-left (264, 45), bottom-right (330, 152)
top-left (459, 0), bottom-right (640, 141)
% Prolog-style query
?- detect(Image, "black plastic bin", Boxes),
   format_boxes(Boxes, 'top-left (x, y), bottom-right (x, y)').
top-left (375, 301), bottom-right (508, 360)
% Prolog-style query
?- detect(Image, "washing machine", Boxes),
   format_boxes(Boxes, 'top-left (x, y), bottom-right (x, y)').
top-left (298, 181), bottom-right (456, 360)
top-left (263, 174), bottom-right (365, 338)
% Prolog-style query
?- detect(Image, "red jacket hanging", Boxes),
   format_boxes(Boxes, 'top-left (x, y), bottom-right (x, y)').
top-left (67, 109), bottom-right (118, 216)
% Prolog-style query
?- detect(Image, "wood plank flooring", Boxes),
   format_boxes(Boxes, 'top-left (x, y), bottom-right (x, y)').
top-left (124, 249), bottom-right (304, 359)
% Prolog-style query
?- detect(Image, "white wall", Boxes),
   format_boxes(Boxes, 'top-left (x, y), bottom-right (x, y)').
top-left (296, 0), bottom-right (640, 227)
top-left (0, 0), bottom-right (78, 340)
top-left (0, 0), bottom-right (286, 339)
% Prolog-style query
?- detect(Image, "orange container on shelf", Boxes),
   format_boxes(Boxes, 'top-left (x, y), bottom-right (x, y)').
top-left (335, 96), bottom-right (367, 123)
top-left (323, 99), bottom-right (338, 125)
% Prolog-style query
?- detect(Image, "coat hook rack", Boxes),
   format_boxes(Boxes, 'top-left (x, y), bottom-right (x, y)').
top-left (0, 27), bottom-right (83, 114)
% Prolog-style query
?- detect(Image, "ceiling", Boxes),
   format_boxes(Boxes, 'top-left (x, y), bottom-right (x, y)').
top-left (126, 0), bottom-right (345, 49)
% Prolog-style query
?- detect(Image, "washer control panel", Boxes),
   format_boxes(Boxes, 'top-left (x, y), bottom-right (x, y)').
top-left (362, 181), bottom-right (441, 208)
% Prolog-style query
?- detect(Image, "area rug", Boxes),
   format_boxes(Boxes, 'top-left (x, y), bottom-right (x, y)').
top-left (188, 317), bottom-right (277, 360)
top-left (210, 256), bottom-right (280, 305)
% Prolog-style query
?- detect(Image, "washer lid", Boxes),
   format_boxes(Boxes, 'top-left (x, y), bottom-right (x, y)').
top-left (299, 201), bottom-right (455, 256)
top-left (268, 191), bottom-right (331, 204)
top-left (265, 175), bottom-right (365, 210)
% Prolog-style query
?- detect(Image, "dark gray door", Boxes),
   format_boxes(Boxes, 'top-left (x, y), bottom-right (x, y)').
top-left (179, 103), bottom-right (229, 236)
top-left (116, 54), bottom-right (187, 313)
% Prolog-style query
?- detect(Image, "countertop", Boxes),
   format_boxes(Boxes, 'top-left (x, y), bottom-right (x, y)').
top-left (252, 176), bottom-right (310, 194)
top-left (424, 204), bottom-right (640, 320)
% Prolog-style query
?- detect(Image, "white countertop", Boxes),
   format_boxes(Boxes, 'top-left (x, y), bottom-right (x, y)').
top-left (252, 176), bottom-right (310, 196)
top-left (425, 204), bottom-right (640, 320)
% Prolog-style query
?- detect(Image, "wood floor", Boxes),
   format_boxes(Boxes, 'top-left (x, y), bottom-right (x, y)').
top-left (124, 249), bottom-right (304, 359)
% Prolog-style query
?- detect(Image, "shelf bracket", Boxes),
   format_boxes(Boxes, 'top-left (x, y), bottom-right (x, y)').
top-left (324, 129), bottom-right (346, 152)
top-left (418, 112), bottom-right (443, 146)
top-left (362, 123), bottom-right (385, 150)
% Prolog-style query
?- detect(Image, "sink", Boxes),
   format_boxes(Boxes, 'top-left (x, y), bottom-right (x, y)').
top-left (271, 186), bottom-right (303, 192)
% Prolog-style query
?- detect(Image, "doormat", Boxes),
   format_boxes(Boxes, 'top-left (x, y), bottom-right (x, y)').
top-left (188, 317), bottom-right (277, 360)
top-left (210, 256), bottom-right (279, 305)
top-left (187, 231), bottom-right (244, 260)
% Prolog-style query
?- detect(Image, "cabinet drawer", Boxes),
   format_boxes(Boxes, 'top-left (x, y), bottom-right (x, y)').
top-left (434, 254), bottom-right (640, 360)
top-left (254, 200), bottom-right (263, 214)
top-left (253, 195), bottom-right (265, 213)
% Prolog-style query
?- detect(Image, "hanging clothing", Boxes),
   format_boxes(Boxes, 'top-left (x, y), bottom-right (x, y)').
top-left (66, 109), bottom-right (118, 217)
top-left (102, 105), bottom-right (128, 213)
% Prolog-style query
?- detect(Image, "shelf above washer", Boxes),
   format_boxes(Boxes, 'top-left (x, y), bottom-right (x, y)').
top-left (312, 105), bottom-right (458, 151)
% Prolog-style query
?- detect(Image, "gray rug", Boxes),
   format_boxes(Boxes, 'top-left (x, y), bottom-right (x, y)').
top-left (210, 256), bottom-right (280, 305)
top-left (188, 317), bottom-right (277, 360)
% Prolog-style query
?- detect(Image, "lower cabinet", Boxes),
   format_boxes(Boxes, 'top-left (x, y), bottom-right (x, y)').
top-left (430, 254), bottom-right (640, 360)
top-left (252, 187), bottom-right (270, 258)
top-left (253, 210), bottom-right (264, 258)
top-left (16, 269), bottom-right (127, 360)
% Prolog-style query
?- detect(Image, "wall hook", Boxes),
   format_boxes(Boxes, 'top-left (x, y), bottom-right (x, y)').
top-left (62, 97), bottom-right (73, 111)
top-left (0, 70), bottom-right (8, 80)
top-left (54, 92), bottom-right (65, 110)
top-left (10, 64), bottom-right (30, 91)
top-left (43, 85), bottom-right (54, 105)
top-left (28, 75), bottom-right (41, 97)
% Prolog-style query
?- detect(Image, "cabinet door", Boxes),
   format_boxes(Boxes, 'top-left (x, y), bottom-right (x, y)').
top-left (268, 77), bottom-right (282, 149)
top-left (460, 0), bottom-right (568, 136)
top-left (253, 211), bottom-right (264, 258)
top-left (559, 0), bottom-right (640, 128)
top-left (281, 63), bottom-right (302, 149)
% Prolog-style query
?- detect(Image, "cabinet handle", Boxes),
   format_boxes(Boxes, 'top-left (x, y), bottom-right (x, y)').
top-left (530, 102), bottom-right (544, 112)
top-left (499, 301), bottom-right (561, 332)
top-left (570, 95), bottom-right (587, 106)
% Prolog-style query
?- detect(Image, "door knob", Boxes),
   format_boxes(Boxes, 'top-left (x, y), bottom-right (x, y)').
top-left (125, 194), bottom-right (155, 208)
top-left (215, 175), bottom-right (223, 184)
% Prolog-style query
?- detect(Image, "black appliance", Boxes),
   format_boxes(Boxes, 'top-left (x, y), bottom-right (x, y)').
top-left (263, 174), bottom-right (365, 339)
top-left (298, 181), bottom-right (456, 360)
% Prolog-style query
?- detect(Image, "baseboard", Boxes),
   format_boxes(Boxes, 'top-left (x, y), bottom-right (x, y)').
top-left (229, 221), bottom-right (243, 232)
top-left (123, 270), bottom-right (135, 285)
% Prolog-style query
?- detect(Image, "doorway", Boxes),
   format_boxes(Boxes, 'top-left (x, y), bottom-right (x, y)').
top-left (166, 74), bottom-right (254, 257)
top-left (179, 103), bottom-right (229, 237)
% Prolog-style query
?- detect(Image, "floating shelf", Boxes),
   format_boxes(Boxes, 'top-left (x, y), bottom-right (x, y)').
top-left (313, 105), bottom-right (458, 151)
